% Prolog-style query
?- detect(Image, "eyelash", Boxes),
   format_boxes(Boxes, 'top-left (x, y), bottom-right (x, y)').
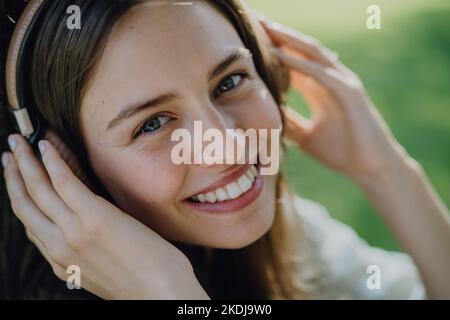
top-left (134, 71), bottom-right (251, 139)
top-left (213, 71), bottom-right (251, 98)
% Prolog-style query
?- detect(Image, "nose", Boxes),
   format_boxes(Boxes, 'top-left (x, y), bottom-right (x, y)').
top-left (185, 101), bottom-right (254, 170)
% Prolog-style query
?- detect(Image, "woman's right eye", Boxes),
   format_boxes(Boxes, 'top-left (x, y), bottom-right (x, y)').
top-left (136, 114), bottom-right (171, 137)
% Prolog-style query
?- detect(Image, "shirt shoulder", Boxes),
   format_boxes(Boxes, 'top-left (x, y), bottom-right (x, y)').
top-left (290, 195), bottom-right (427, 299)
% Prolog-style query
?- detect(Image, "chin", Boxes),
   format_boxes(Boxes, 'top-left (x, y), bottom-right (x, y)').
top-left (208, 205), bottom-right (276, 249)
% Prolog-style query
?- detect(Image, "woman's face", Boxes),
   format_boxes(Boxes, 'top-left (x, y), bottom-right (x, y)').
top-left (80, 1), bottom-right (282, 249)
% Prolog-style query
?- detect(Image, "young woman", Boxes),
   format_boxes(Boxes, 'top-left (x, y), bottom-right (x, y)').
top-left (0, 0), bottom-right (449, 299)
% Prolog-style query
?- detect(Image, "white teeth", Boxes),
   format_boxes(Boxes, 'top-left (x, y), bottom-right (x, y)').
top-left (205, 192), bottom-right (217, 203)
top-left (245, 170), bottom-right (255, 181)
top-left (216, 188), bottom-right (228, 202)
top-left (191, 165), bottom-right (258, 203)
top-left (225, 182), bottom-right (241, 199)
top-left (237, 175), bottom-right (252, 193)
top-left (197, 194), bottom-right (206, 203)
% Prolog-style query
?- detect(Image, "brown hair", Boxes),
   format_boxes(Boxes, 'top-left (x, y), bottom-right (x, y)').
top-left (1, 0), bottom-right (314, 299)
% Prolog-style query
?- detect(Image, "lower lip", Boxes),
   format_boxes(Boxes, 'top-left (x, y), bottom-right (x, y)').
top-left (184, 165), bottom-right (264, 214)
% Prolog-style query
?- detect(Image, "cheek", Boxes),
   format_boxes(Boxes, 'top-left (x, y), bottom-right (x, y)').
top-left (91, 148), bottom-right (185, 217)
top-left (238, 87), bottom-right (282, 131)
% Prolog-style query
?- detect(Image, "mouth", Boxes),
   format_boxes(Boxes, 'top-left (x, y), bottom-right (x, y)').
top-left (185, 162), bottom-right (263, 213)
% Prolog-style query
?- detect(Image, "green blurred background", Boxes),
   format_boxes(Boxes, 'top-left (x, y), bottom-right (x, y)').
top-left (247, 0), bottom-right (450, 251)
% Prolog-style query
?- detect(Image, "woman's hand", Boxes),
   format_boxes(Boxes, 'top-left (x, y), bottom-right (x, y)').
top-left (1, 134), bottom-right (209, 299)
top-left (41, 129), bottom-right (94, 190)
top-left (261, 20), bottom-right (450, 298)
top-left (261, 20), bottom-right (414, 183)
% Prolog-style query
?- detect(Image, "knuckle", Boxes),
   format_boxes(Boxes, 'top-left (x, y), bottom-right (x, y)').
top-left (53, 171), bottom-right (70, 190)
top-left (65, 228), bottom-right (88, 251)
top-left (51, 264), bottom-right (65, 281)
top-left (13, 148), bottom-right (28, 163)
top-left (10, 196), bottom-right (25, 215)
top-left (83, 218), bottom-right (105, 239)
top-left (14, 151), bottom-right (37, 171)
top-left (348, 76), bottom-right (363, 91)
top-left (309, 39), bottom-right (323, 51)
top-left (25, 230), bottom-right (33, 241)
top-left (48, 243), bottom-right (69, 265)
top-left (26, 181), bottom-right (46, 200)
top-left (311, 42), bottom-right (323, 53)
top-left (3, 166), bottom-right (13, 180)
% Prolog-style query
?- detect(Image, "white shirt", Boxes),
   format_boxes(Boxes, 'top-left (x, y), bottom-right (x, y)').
top-left (291, 195), bottom-right (427, 299)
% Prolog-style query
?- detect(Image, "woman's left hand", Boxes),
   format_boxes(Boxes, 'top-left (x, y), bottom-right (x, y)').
top-left (261, 20), bottom-right (450, 300)
top-left (261, 20), bottom-right (413, 182)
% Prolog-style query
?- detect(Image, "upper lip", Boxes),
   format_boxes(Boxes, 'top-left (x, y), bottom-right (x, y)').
top-left (187, 164), bottom-right (253, 199)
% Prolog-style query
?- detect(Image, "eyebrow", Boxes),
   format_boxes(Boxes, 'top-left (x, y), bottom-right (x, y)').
top-left (106, 49), bottom-right (251, 131)
top-left (106, 93), bottom-right (178, 131)
top-left (208, 49), bottom-right (249, 81)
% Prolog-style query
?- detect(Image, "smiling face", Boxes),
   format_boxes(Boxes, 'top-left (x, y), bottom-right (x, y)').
top-left (79, 1), bottom-right (282, 249)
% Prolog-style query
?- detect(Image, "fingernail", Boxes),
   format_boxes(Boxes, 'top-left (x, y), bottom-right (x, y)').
top-left (1, 152), bottom-right (10, 168)
top-left (7, 135), bottom-right (16, 151)
top-left (38, 140), bottom-right (46, 155)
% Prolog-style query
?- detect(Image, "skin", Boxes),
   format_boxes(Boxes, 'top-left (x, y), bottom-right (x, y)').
top-left (261, 20), bottom-right (450, 299)
top-left (79, 2), bottom-right (280, 249)
top-left (2, 3), bottom-right (450, 299)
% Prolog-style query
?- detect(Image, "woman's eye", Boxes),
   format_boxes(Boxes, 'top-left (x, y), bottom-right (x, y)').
top-left (215, 73), bottom-right (248, 97)
top-left (138, 115), bottom-right (171, 136)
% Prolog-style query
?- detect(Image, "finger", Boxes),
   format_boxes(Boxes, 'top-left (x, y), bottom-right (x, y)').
top-left (8, 134), bottom-right (74, 229)
top-left (25, 229), bottom-right (71, 281)
top-left (288, 61), bottom-right (340, 118)
top-left (283, 106), bottom-right (312, 148)
top-left (43, 130), bottom-right (94, 190)
top-left (261, 19), bottom-right (339, 68)
top-left (25, 228), bottom-right (100, 295)
top-left (3, 152), bottom-right (56, 244)
top-left (272, 47), bottom-right (346, 97)
top-left (38, 139), bottom-right (98, 217)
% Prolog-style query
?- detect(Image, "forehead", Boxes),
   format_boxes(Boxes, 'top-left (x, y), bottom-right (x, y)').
top-left (111, 1), bottom-right (242, 57)
top-left (81, 1), bottom-right (247, 122)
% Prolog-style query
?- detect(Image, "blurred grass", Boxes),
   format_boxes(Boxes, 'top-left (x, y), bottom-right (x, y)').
top-left (247, 0), bottom-right (450, 250)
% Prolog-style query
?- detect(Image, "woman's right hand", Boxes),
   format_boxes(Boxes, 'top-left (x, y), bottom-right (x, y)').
top-left (41, 129), bottom-right (94, 191)
top-left (2, 134), bottom-right (209, 299)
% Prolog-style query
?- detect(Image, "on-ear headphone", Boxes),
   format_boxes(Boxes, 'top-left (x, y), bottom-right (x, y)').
top-left (5, 0), bottom-right (47, 147)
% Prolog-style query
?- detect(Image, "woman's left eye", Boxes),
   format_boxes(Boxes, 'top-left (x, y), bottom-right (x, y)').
top-left (214, 72), bottom-right (249, 97)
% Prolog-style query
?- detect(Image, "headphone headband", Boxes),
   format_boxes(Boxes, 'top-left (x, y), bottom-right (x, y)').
top-left (5, 0), bottom-right (47, 140)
